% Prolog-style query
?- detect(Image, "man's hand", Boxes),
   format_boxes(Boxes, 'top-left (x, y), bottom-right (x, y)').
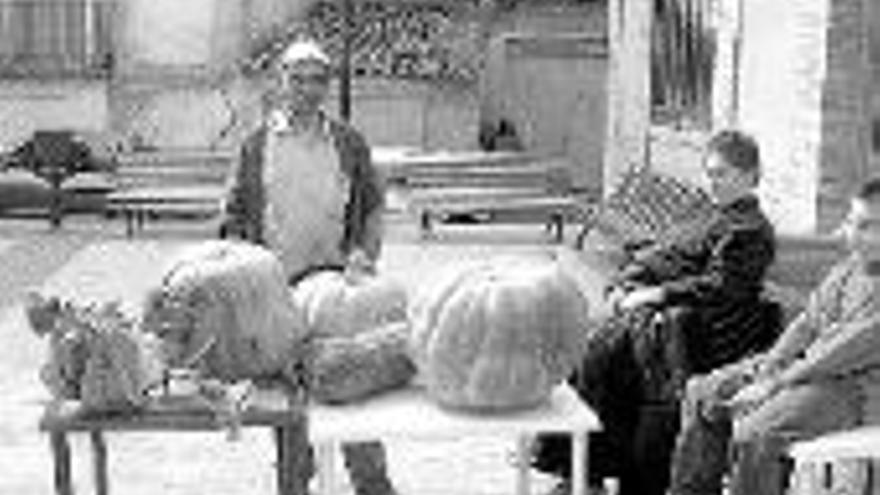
top-left (344, 248), bottom-right (376, 282)
top-left (617, 286), bottom-right (665, 312)
top-left (726, 377), bottom-right (781, 416)
top-left (604, 286), bottom-right (628, 314)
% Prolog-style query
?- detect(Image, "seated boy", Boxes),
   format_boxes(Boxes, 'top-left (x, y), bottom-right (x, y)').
top-left (668, 177), bottom-right (880, 495)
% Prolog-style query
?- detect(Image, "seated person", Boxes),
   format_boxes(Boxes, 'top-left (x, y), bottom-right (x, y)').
top-left (219, 39), bottom-right (395, 495)
top-left (667, 176), bottom-right (880, 495)
top-left (532, 130), bottom-right (780, 495)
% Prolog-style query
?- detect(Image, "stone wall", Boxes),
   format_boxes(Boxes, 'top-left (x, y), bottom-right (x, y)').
top-left (108, 1), bottom-right (606, 159)
top-left (0, 81), bottom-right (108, 150)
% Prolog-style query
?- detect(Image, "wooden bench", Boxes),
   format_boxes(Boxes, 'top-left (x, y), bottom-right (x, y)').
top-left (105, 150), bottom-right (232, 237)
top-left (574, 168), bottom-right (714, 251)
top-left (106, 185), bottom-right (224, 237)
top-left (393, 151), bottom-right (585, 242)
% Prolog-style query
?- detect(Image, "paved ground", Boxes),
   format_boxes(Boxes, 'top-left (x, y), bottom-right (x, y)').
top-left (0, 212), bottom-right (568, 495)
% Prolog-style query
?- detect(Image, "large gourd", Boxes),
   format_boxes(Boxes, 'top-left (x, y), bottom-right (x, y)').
top-left (290, 270), bottom-right (408, 338)
top-left (142, 240), bottom-right (309, 381)
top-left (409, 257), bottom-right (588, 411)
top-left (26, 293), bottom-right (164, 413)
top-left (309, 321), bottom-right (416, 404)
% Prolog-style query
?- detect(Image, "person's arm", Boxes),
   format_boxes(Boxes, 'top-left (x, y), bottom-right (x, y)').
top-left (750, 260), bottom-right (849, 378)
top-left (776, 313), bottom-right (880, 385)
top-left (218, 134), bottom-right (257, 241)
top-left (338, 127), bottom-right (385, 271)
top-left (754, 311), bottom-right (818, 375)
top-left (345, 129), bottom-right (385, 266)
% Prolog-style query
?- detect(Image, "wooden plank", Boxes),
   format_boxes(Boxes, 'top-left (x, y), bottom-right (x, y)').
top-left (410, 195), bottom-right (579, 214)
top-left (504, 33), bottom-right (609, 60)
top-left (40, 389), bottom-right (301, 432)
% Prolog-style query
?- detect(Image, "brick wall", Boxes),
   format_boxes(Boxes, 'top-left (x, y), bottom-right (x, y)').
top-left (0, 81), bottom-right (108, 150)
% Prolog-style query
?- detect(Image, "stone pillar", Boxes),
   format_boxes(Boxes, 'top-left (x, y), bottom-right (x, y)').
top-left (815, 0), bottom-right (873, 232)
top-left (711, 0), bottom-right (742, 130)
top-left (735, 0), bottom-right (871, 234)
top-left (603, 0), bottom-right (652, 197)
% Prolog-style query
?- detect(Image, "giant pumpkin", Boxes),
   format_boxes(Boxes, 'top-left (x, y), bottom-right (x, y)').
top-left (409, 257), bottom-right (588, 411)
top-left (290, 269), bottom-right (408, 338)
top-left (141, 240), bottom-right (309, 381)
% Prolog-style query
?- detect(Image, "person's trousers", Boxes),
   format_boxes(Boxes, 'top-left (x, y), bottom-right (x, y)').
top-left (342, 442), bottom-right (396, 495)
top-left (285, 429), bottom-right (394, 495)
top-left (668, 361), bottom-right (862, 495)
top-left (532, 308), bottom-right (657, 493)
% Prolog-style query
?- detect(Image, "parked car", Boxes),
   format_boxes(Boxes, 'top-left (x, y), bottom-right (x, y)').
top-left (0, 130), bottom-right (118, 222)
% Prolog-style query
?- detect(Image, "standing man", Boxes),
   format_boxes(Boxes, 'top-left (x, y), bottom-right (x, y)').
top-left (220, 39), bottom-right (395, 495)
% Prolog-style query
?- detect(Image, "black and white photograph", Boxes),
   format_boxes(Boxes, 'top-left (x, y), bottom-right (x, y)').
top-left (0, 1), bottom-right (878, 495)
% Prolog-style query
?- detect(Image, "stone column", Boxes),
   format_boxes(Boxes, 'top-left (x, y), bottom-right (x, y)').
top-left (815, 0), bottom-right (873, 232)
top-left (603, 0), bottom-right (653, 197)
top-left (735, 0), bottom-right (871, 235)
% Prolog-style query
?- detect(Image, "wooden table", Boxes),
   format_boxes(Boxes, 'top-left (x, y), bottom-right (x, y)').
top-left (40, 384), bottom-right (599, 495)
top-left (308, 384), bottom-right (599, 495)
top-left (40, 387), bottom-right (310, 495)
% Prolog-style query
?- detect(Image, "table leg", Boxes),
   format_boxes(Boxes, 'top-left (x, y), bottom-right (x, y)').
top-left (49, 431), bottom-right (74, 495)
top-left (124, 210), bottom-right (134, 238)
top-left (314, 442), bottom-right (336, 495)
top-left (515, 435), bottom-right (532, 495)
top-left (551, 212), bottom-right (564, 243)
top-left (90, 431), bottom-right (109, 495)
top-left (419, 211), bottom-right (432, 238)
top-left (135, 210), bottom-right (146, 233)
top-left (572, 431), bottom-right (588, 495)
top-left (274, 425), bottom-right (310, 495)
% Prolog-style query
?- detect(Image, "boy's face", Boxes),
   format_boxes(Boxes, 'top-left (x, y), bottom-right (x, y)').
top-left (702, 151), bottom-right (756, 206)
top-left (843, 197), bottom-right (880, 262)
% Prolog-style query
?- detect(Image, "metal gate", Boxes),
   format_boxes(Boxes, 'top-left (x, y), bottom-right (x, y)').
top-left (651, 0), bottom-right (716, 129)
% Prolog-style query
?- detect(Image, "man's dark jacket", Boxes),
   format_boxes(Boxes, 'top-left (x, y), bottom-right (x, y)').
top-left (218, 117), bottom-right (384, 259)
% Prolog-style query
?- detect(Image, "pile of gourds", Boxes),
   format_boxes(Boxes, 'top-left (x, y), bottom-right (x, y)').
top-left (28, 240), bottom-right (589, 417)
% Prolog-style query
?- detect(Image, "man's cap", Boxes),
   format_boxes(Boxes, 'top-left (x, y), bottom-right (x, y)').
top-left (276, 39), bottom-right (332, 69)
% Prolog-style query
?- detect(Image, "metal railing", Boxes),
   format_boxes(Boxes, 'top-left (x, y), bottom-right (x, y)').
top-left (651, 0), bottom-right (715, 129)
top-left (0, 0), bottom-right (116, 79)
